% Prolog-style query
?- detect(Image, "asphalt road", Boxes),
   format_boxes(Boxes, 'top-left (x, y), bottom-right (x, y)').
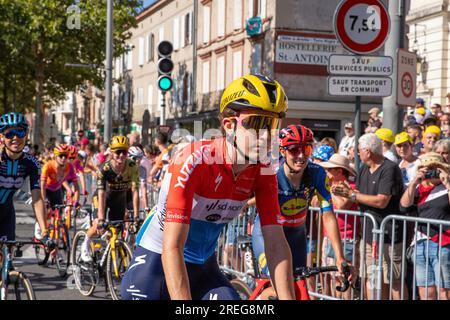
top-left (12, 201), bottom-right (110, 300)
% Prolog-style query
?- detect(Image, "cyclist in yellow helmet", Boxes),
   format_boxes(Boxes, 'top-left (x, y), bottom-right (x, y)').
top-left (80, 135), bottom-right (140, 262)
top-left (121, 74), bottom-right (296, 300)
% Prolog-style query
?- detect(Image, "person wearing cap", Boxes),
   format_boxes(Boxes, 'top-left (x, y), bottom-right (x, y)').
top-left (421, 125), bottom-right (442, 154)
top-left (338, 122), bottom-right (355, 157)
top-left (365, 107), bottom-right (382, 133)
top-left (394, 132), bottom-right (419, 187)
top-left (375, 128), bottom-right (398, 163)
top-left (331, 133), bottom-right (405, 300)
top-left (318, 154), bottom-right (360, 300)
top-left (400, 152), bottom-right (450, 300)
top-left (312, 144), bottom-right (335, 164)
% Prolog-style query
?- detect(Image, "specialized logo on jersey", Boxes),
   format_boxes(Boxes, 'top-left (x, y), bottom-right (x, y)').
top-left (0, 176), bottom-right (24, 189)
top-left (280, 198), bottom-right (307, 217)
top-left (128, 254), bottom-right (147, 271)
top-left (214, 173), bottom-right (223, 192)
top-left (126, 285), bottom-right (148, 300)
top-left (175, 145), bottom-right (211, 189)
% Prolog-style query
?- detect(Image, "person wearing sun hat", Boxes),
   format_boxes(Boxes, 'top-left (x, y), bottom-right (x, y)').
top-left (421, 125), bottom-right (441, 154)
top-left (394, 132), bottom-right (419, 186)
top-left (316, 153), bottom-right (360, 299)
top-left (400, 152), bottom-right (450, 300)
top-left (375, 128), bottom-right (398, 163)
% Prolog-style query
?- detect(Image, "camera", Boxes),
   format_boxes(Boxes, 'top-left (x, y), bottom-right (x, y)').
top-left (424, 169), bottom-right (440, 179)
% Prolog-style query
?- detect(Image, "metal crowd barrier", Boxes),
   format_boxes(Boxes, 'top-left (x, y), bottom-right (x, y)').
top-left (376, 215), bottom-right (450, 300)
top-left (308, 207), bottom-right (379, 300)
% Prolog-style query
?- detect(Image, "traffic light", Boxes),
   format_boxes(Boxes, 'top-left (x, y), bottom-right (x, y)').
top-left (157, 41), bottom-right (174, 92)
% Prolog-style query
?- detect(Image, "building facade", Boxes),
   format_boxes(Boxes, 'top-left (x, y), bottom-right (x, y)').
top-left (406, 0), bottom-right (450, 108)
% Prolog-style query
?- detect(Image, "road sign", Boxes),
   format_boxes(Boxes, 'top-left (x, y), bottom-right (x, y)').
top-left (334, 0), bottom-right (390, 54)
top-left (328, 76), bottom-right (392, 96)
top-left (397, 49), bottom-right (417, 106)
top-left (328, 54), bottom-right (393, 76)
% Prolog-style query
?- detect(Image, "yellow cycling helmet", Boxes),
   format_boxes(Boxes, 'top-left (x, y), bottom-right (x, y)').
top-left (375, 128), bottom-right (395, 144)
top-left (220, 74), bottom-right (288, 115)
top-left (109, 135), bottom-right (129, 151)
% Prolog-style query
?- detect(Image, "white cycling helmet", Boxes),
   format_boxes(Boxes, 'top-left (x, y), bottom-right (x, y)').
top-left (129, 146), bottom-right (144, 158)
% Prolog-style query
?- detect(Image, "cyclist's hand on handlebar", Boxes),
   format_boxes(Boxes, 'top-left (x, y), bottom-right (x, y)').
top-left (337, 260), bottom-right (355, 284)
top-left (42, 233), bottom-right (56, 250)
top-left (96, 219), bottom-right (107, 235)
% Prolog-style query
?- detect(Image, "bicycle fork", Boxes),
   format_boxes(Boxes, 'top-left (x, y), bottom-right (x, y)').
top-left (0, 246), bottom-right (12, 300)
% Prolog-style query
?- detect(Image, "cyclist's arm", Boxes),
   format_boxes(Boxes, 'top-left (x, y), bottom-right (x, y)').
top-left (31, 189), bottom-right (48, 234)
top-left (78, 171), bottom-right (86, 195)
top-left (255, 169), bottom-right (295, 300)
top-left (261, 225), bottom-right (295, 300)
top-left (322, 209), bottom-right (345, 264)
top-left (71, 179), bottom-right (80, 204)
top-left (97, 189), bottom-right (106, 221)
top-left (62, 181), bottom-right (72, 197)
top-left (40, 178), bottom-right (47, 203)
top-left (161, 221), bottom-right (191, 300)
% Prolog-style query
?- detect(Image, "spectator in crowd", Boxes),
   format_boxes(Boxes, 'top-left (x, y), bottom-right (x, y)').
top-left (375, 128), bottom-right (398, 163)
top-left (422, 125), bottom-right (441, 154)
top-left (424, 116), bottom-right (439, 129)
top-left (78, 137), bottom-right (89, 152)
top-left (319, 154), bottom-right (359, 300)
top-left (400, 152), bottom-right (450, 300)
top-left (434, 139), bottom-right (450, 164)
top-left (407, 124), bottom-right (424, 157)
top-left (320, 137), bottom-right (338, 153)
top-left (415, 107), bottom-right (427, 124)
top-left (347, 146), bottom-right (356, 170)
top-left (394, 132), bottom-right (419, 186)
top-left (331, 133), bottom-right (405, 300)
top-left (149, 132), bottom-right (172, 187)
top-left (441, 113), bottom-right (450, 127)
top-left (128, 132), bottom-right (141, 147)
top-left (430, 103), bottom-right (442, 117)
top-left (442, 125), bottom-right (450, 139)
top-left (365, 107), bottom-right (382, 133)
top-left (312, 144), bottom-right (335, 164)
top-left (76, 130), bottom-right (85, 144)
top-left (338, 122), bottom-right (355, 157)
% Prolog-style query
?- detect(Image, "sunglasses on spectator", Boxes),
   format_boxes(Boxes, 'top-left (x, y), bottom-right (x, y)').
top-left (233, 114), bottom-right (280, 131)
top-left (283, 144), bottom-right (313, 157)
top-left (114, 150), bottom-right (128, 156)
top-left (4, 128), bottom-right (27, 139)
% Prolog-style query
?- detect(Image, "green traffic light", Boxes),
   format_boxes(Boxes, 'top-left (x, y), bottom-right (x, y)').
top-left (158, 76), bottom-right (173, 91)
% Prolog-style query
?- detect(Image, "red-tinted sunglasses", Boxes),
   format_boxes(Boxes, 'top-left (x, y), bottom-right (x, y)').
top-left (283, 144), bottom-right (313, 157)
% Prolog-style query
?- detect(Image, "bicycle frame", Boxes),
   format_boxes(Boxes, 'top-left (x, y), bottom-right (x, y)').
top-left (0, 244), bottom-right (13, 300)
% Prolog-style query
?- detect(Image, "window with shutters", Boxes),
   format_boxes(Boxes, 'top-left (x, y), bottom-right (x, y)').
top-left (203, 6), bottom-right (210, 44)
top-left (259, 0), bottom-right (266, 19)
top-left (139, 37), bottom-right (144, 66)
top-left (233, 50), bottom-right (242, 80)
top-left (159, 27), bottom-right (164, 42)
top-left (180, 15), bottom-right (186, 48)
top-left (202, 61), bottom-right (210, 93)
top-left (185, 12), bottom-right (192, 45)
top-left (137, 87), bottom-right (144, 105)
top-left (217, 0), bottom-right (225, 38)
top-left (173, 17), bottom-right (180, 50)
top-left (147, 33), bottom-right (154, 62)
top-left (233, 0), bottom-right (242, 30)
top-left (247, 0), bottom-right (254, 18)
top-left (147, 85), bottom-right (153, 112)
top-left (216, 56), bottom-right (225, 91)
top-left (127, 45), bottom-right (133, 70)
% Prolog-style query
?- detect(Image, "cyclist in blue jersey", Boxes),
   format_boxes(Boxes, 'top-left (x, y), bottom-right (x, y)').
top-left (252, 125), bottom-right (353, 282)
top-left (0, 112), bottom-right (49, 242)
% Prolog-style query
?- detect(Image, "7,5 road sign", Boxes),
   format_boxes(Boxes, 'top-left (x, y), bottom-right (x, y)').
top-left (333, 0), bottom-right (390, 55)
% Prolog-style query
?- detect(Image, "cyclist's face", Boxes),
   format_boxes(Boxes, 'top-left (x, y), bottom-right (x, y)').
top-left (112, 149), bottom-right (128, 165)
top-left (1, 127), bottom-right (27, 152)
top-left (56, 154), bottom-right (68, 166)
top-left (280, 145), bottom-right (310, 172)
top-left (223, 109), bottom-right (280, 163)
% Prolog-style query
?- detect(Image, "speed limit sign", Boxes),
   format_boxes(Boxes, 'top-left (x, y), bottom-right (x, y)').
top-left (334, 0), bottom-right (390, 54)
top-left (397, 49), bottom-right (417, 106)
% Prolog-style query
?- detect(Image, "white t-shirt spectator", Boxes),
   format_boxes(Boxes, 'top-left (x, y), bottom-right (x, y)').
top-left (384, 150), bottom-right (398, 163)
top-left (339, 135), bottom-right (355, 157)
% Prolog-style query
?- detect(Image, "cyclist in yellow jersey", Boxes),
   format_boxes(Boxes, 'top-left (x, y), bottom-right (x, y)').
top-left (80, 135), bottom-right (139, 262)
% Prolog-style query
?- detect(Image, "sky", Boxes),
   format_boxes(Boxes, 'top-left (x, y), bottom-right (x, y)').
top-left (142, 0), bottom-right (158, 8)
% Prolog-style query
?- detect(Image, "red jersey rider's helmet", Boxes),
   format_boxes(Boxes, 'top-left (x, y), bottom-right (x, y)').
top-left (279, 125), bottom-right (314, 147)
top-left (68, 145), bottom-right (78, 159)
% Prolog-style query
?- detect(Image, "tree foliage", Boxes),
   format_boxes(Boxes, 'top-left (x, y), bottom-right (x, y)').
top-left (0, 0), bottom-right (142, 143)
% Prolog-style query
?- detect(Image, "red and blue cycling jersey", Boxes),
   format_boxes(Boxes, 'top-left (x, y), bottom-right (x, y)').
top-left (136, 137), bottom-right (281, 264)
top-left (277, 160), bottom-right (333, 228)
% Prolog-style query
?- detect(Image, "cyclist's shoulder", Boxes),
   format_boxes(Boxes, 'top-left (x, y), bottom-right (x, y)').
top-left (21, 152), bottom-right (41, 170)
top-left (170, 139), bottom-right (215, 166)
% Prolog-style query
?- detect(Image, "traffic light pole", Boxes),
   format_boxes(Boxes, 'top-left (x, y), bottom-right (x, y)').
top-left (104, 0), bottom-right (113, 143)
top-left (160, 91), bottom-right (166, 126)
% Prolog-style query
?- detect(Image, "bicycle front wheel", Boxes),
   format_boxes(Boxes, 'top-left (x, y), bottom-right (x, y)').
top-left (71, 230), bottom-right (96, 296)
top-left (1, 271), bottom-right (36, 300)
top-left (106, 240), bottom-right (133, 300)
top-left (55, 224), bottom-right (71, 277)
